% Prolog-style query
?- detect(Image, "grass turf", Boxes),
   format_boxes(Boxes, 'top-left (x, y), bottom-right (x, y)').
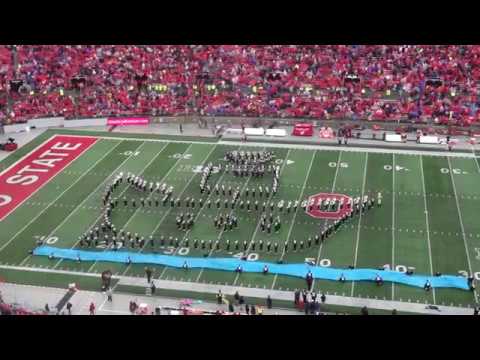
top-left (0, 129), bottom-right (479, 310)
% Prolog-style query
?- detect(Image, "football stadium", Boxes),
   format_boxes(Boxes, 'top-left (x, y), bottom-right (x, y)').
top-left (0, 45), bottom-right (479, 315)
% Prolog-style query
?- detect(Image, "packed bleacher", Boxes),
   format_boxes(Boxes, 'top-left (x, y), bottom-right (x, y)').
top-left (1, 45), bottom-right (480, 126)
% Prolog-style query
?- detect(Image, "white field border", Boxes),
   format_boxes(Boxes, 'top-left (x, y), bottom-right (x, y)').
top-left (45, 131), bottom-right (480, 158)
top-left (0, 134), bottom-right (100, 222)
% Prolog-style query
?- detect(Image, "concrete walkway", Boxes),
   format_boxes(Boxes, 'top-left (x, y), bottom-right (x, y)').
top-left (118, 276), bottom-right (473, 315)
top-left (0, 282), bottom-right (300, 315)
top-left (0, 265), bottom-right (472, 315)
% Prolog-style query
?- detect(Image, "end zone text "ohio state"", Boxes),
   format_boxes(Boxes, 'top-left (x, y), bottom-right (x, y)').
top-left (0, 135), bottom-right (97, 221)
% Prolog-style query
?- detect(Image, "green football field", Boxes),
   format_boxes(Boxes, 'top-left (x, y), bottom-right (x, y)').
top-left (0, 129), bottom-right (479, 309)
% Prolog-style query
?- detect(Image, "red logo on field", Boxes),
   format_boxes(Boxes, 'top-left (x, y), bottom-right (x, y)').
top-left (306, 193), bottom-right (352, 220)
top-left (0, 135), bottom-right (98, 221)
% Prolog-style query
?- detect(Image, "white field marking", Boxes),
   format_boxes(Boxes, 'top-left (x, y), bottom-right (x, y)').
top-left (242, 148), bottom-right (290, 256)
top-left (350, 153), bottom-right (369, 297)
top-left (420, 156), bottom-right (437, 304)
top-left (311, 151), bottom-right (343, 290)
top-left (470, 145), bottom-right (480, 174)
top-left (220, 140), bottom-right (479, 158)
top-left (392, 154), bottom-right (396, 300)
top-left (87, 143), bottom-right (194, 272)
top-left (447, 156), bottom-right (478, 303)
top-left (231, 148), bottom-right (288, 287)
top-left (52, 141), bottom-right (165, 269)
top-left (270, 150), bottom-right (316, 290)
top-left (0, 139), bottom-right (122, 255)
top-left (118, 144), bottom-right (218, 281)
top-left (19, 141), bottom-right (151, 267)
top-left (0, 135), bottom-right (100, 223)
top-left (55, 132), bottom-right (480, 158)
top-left (83, 142), bottom-right (178, 273)
top-left (194, 145), bottom-right (249, 283)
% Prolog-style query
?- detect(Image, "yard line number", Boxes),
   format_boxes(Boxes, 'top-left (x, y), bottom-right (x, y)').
top-left (170, 153), bottom-right (192, 160)
top-left (162, 247), bottom-right (190, 256)
top-left (233, 253), bottom-right (259, 261)
top-left (458, 270), bottom-right (480, 281)
top-left (440, 168), bottom-right (468, 175)
top-left (122, 151), bottom-right (141, 156)
top-left (383, 264), bottom-right (415, 273)
top-left (37, 235), bottom-right (59, 245)
top-left (305, 258), bottom-right (331, 267)
top-left (329, 162), bottom-right (349, 168)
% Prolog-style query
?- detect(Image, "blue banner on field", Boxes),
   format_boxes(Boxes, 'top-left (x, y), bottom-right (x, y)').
top-left (33, 246), bottom-right (470, 291)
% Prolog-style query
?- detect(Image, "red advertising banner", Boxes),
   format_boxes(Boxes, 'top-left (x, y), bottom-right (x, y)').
top-left (0, 135), bottom-right (98, 221)
top-left (107, 117), bottom-right (150, 126)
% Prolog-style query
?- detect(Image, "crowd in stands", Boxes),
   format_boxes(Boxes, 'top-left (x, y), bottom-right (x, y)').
top-left (2, 45), bottom-right (480, 126)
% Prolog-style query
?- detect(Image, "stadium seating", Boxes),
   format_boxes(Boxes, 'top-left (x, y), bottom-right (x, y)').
top-left (1, 45), bottom-right (480, 126)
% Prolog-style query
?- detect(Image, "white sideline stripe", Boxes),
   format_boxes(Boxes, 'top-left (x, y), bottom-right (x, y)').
top-left (89, 143), bottom-right (196, 274)
top-left (270, 150), bottom-right (316, 290)
top-left (20, 141), bottom-right (150, 267)
top-left (0, 134), bottom-right (99, 222)
top-left (51, 131), bottom-right (480, 158)
top-left (420, 156), bottom-right (437, 304)
top-left (312, 151), bottom-right (343, 290)
top-left (351, 153), bottom-right (369, 297)
top-left (0, 139), bottom-right (121, 254)
top-left (447, 157), bottom-right (478, 303)
top-left (119, 144), bottom-right (218, 281)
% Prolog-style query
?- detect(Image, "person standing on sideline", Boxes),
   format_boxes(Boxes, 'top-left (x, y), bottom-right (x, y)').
top-left (266, 295), bottom-right (272, 309)
top-left (89, 302), bottom-right (96, 315)
top-left (179, 123), bottom-right (183, 133)
top-left (151, 281), bottom-right (156, 295)
top-left (320, 293), bottom-right (326, 304)
top-left (145, 267), bottom-right (153, 283)
top-left (106, 287), bottom-right (113, 302)
top-left (66, 302), bottom-right (72, 315)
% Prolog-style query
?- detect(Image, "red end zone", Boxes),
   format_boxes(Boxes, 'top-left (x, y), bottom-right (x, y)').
top-left (306, 192), bottom-right (352, 220)
top-left (0, 135), bottom-right (98, 221)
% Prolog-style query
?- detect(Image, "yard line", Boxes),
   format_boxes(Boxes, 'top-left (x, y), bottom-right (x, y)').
top-left (312, 151), bottom-right (343, 290)
top-left (420, 156), bottom-right (437, 304)
top-left (193, 146), bottom-right (248, 283)
top-left (118, 144), bottom-right (218, 279)
top-left (392, 154), bottom-right (396, 300)
top-left (231, 148), bottom-right (288, 287)
top-left (0, 139), bottom-right (123, 255)
top-left (447, 156), bottom-right (478, 303)
top-left (52, 141), bottom-right (169, 269)
top-left (270, 150), bottom-right (316, 290)
top-left (470, 145), bottom-right (480, 174)
top-left (19, 140), bottom-right (151, 267)
top-left (83, 143), bottom-right (181, 273)
top-left (350, 153), bottom-right (369, 297)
